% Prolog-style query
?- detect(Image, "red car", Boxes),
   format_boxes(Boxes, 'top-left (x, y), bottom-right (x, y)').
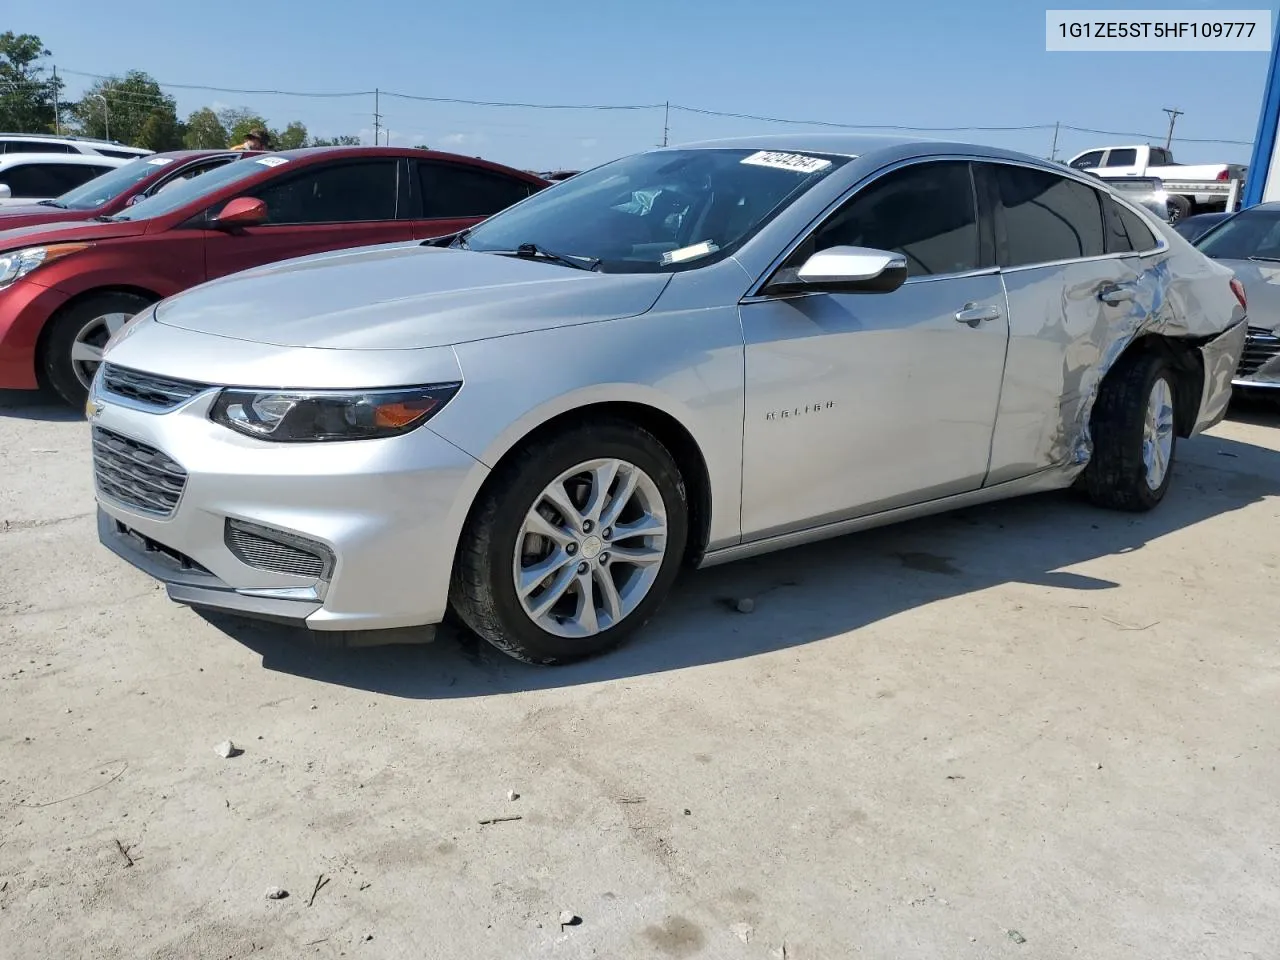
top-left (0, 146), bottom-right (547, 405)
top-left (0, 150), bottom-right (254, 231)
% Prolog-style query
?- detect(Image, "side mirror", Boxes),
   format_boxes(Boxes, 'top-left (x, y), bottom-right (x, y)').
top-left (212, 196), bottom-right (267, 229)
top-left (0, 184), bottom-right (11, 200)
top-left (765, 245), bottom-right (908, 295)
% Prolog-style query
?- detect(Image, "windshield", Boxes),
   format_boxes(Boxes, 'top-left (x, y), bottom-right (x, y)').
top-left (54, 158), bottom-right (167, 210)
top-left (111, 155), bottom-right (266, 220)
top-left (461, 148), bottom-right (848, 272)
top-left (1196, 209), bottom-right (1280, 260)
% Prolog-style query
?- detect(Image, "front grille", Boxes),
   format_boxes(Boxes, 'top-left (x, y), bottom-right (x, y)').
top-left (1237, 326), bottom-right (1280, 379)
top-left (225, 520), bottom-right (331, 579)
top-left (101, 363), bottom-right (207, 410)
top-left (92, 427), bottom-right (188, 518)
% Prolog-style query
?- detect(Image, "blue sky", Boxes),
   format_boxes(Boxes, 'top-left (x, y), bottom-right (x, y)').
top-left (10, 0), bottom-right (1274, 170)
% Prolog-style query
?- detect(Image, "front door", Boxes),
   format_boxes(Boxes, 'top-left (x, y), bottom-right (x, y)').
top-left (739, 160), bottom-right (1010, 540)
top-left (203, 157), bottom-right (412, 282)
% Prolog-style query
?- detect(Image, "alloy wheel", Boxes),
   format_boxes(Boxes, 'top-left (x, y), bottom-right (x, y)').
top-left (70, 312), bottom-right (133, 389)
top-left (513, 457), bottom-right (668, 638)
top-left (1142, 377), bottom-right (1175, 490)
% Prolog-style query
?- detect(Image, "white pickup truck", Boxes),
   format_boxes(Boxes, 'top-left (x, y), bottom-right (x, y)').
top-left (1067, 144), bottom-right (1247, 221)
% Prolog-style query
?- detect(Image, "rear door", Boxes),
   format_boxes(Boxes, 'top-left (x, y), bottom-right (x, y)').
top-left (1099, 147), bottom-right (1141, 176)
top-left (409, 159), bottom-right (538, 239)
top-left (982, 162), bottom-right (1149, 484)
top-left (202, 157), bottom-right (410, 281)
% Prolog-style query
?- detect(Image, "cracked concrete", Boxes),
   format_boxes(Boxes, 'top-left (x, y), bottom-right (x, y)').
top-left (2, 388), bottom-right (1279, 959)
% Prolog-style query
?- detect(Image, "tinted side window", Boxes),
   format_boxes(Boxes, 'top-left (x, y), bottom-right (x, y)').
top-left (808, 161), bottom-right (979, 277)
top-left (1149, 147), bottom-right (1171, 166)
top-left (250, 160), bottom-right (398, 224)
top-left (995, 165), bottom-right (1105, 266)
top-left (1, 163), bottom-right (66, 197)
top-left (52, 165), bottom-right (113, 192)
top-left (2, 140), bottom-right (74, 154)
top-left (1070, 151), bottom-right (1104, 170)
top-left (1121, 203), bottom-right (1162, 252)
top-left (418, 162), bottom-right (534, 218)
top-left (1103, 148), bottom-right (1138, 168)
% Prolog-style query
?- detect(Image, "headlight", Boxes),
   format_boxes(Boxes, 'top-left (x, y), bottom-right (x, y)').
top-left (209, 384), bottom-right (462, 442)
top-left (0, 244), bottom-right (91, 289)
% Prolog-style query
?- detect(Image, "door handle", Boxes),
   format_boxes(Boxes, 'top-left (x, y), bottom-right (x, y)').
top-left (1098, 284), bottom-right (1135, 306)
top-left (954, 303), bottom-right (1001, 327)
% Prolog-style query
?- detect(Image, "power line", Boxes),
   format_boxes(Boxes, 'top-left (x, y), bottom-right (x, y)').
top-left (50, 66), bottom-right (1254, 147)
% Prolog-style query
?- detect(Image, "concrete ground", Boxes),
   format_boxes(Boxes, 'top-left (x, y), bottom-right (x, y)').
top-left (1, 388), bottom-right (1278, 960)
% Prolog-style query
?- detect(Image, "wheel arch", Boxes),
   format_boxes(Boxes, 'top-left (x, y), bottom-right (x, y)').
top-left (34, 284), bottom-right (162, 383)
top-left (460, 396), bottom-right (716, 567)
top-left (1110, 332), bottom-right (1205, 438)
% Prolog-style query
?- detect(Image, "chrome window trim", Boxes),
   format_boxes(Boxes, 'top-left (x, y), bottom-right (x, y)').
top-left (745, 153), bottom-right (1168, 298)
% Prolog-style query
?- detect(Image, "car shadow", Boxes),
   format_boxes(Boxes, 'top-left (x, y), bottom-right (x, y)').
top-left (0, 388), bottom-right (82, 422)
top-left (209, 422), bottom-right (1280, 699)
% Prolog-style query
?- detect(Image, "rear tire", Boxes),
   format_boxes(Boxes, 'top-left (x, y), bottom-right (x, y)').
top-left (1080, 352), bottom-right (1178, 512)
top-left (450, 419), bottom-right (689, 664)
top-left (1166, 194), bottom-right (1191, 224)
top-left (42, 291), bottom-right (153, 408)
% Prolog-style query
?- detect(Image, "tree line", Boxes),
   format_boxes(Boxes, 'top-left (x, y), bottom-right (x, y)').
top-left (0, 32), bottom-right (369, 150)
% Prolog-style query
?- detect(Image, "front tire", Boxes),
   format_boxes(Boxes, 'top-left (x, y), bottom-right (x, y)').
top-left (42, 292), bottom-right (153, 408)
top-left (1081, 352), bottom-right (1178, 511)
top-left (450, 419), bottom-right (689, 664)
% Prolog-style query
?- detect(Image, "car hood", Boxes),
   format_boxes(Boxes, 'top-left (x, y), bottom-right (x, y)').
top-left (0, 205), bottom-right (95, 231)
top-left (1217, 258), bottom-right (1280, 333)
top-left (152, 244), bottom-right (672, 349)
top-left (0, 216), bottom-right (150, 251)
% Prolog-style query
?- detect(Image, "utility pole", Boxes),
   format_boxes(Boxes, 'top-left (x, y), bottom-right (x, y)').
top-left (52, 65), bottom-right (60, 134)
top-left (1162, 107), bottom-right (1183, 149)
top-left (373, 88), bottom-right (382, 145)
top-left (661, 101), bottom-right (669, 147)
top-left (1050, 120), bottom-right (1060, 161)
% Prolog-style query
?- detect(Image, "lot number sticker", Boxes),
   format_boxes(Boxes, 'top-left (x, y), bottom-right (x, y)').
top-left (741, 151), bottom-right (832, 174)
top-left (256, 156), bottom-right (289, 167)
top-left (145, 157), bottom-right (174, 165)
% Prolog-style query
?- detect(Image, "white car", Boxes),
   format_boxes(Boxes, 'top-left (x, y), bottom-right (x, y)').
top-left (0, 134), bottom-right (152, 161)
top-left (0, 154), bottom-right (129, 206)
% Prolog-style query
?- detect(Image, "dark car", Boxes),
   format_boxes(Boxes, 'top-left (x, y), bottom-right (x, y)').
top-left (0, 150), bottom-right (255, 231)
top-left (1174, 210), bottom-right (1232, 243)
top-left (0, 147), bottom-right (548, 405)
top-left (1193, 203), bottom-right (1280, 390)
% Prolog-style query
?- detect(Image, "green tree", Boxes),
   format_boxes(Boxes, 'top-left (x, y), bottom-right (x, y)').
top-left (413, 143), bottom-right (430, 150)
top-left (0, 32), bottom-right (63, 133)
top-left (310, 134), bottom-right (361, 146)
top-left (276, 121), bottom-right (308, 150)
top-left (72, 71), bottom-right (178, 146)
top-left (220, 108), bottom-right (273, 146)
top-left (183, 107), bottom-right (228, 149)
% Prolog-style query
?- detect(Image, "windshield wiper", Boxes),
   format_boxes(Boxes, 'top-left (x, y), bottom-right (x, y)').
top-left (93, 214), bottom-right (124, 223)
top-left (38, 199), bottom-right (66, 208)
top-left (1249, 255), bottom-right (1280, 262)
top-left (504, 242), bottom-right (600, 271)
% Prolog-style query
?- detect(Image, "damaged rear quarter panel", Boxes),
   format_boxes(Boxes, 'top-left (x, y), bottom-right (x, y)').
top-left (986, 230), bottom-right (1244, 486)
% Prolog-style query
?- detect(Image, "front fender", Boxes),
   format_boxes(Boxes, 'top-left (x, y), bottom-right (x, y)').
top-left (427, 309), bottom-right (746, 550)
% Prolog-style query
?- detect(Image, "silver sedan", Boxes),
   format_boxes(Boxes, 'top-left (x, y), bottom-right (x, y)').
top-left (90, 135), bottom-right (1246, 663)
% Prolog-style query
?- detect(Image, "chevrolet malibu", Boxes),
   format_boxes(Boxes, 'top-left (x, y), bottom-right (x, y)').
top-left (91, 135), bottom-right (1247, 664)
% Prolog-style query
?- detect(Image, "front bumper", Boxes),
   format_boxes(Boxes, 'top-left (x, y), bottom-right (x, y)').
top-left (91, 379), bottom-right (488, 632)
top-left (0, 279), bottom-right (70, 390)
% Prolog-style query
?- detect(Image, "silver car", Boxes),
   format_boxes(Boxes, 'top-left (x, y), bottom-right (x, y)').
top-left (90, 135), bottom-right (1246, 663)
top-left (1191, 202), bottom-right (1280, 389)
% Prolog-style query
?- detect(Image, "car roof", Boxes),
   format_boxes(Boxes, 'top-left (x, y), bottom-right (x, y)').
top-left (0, 153), bottom-right (129, 167)
top-left (263, 145), bottom-right (548, 182)
top-left (670, 133), bottom-right (1079, 171)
